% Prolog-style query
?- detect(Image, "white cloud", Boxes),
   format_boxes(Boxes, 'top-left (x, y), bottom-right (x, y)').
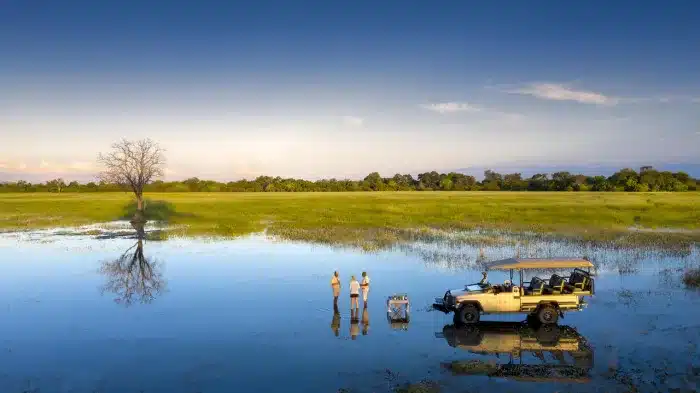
top-left (420, 102), bottom-right (483, 114)
top-left (18, 162), bottom-right (27, 170)
top-left (342, 116), bottom-right (364, 127)
top-left (507, 83), bottom-right (617, 106)
top-left (39, 160), bottom-right (50, 169)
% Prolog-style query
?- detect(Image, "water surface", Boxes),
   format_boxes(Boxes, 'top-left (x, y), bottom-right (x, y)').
top-left (0, 224), bottom-right (699, 393)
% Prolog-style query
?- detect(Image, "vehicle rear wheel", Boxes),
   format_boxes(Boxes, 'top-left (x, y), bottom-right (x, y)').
top-left (537, 304), bottom-right (559, 325)
top-left (455, 304), bottom-right (480, 325)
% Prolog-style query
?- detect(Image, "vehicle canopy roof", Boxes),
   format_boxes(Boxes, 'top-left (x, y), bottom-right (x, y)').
top-left (483, 257), bottom-right (594, 271)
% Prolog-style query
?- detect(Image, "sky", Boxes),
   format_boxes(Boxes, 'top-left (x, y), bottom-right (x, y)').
top-left (1, 0), bottom-right (700, 181)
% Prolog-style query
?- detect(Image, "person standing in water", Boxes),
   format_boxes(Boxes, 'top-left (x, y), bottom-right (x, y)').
top-left (331, 271), bottom-right (341, 304)
top-left (349, 275), bottom-right (360, 311)
top-left (360, 271), bottom-right (370, 306)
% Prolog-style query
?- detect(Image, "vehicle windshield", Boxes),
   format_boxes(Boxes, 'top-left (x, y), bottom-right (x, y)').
top-left (465, 284), bottom-right (486, 292)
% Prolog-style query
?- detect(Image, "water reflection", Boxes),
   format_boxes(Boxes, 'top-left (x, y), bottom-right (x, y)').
top-left (98, 222), bottom-right (167, 306)
top-left (331, 302), bottom-right (341, 336)
top-left (350, 309), bottom-right (360, 340)
top-left (361, 305), bottom-right (369, 335)
top-left (437, 322), bottom-right (593, 383)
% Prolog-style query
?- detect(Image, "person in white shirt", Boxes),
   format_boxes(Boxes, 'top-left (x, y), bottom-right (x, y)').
top-left (331, 271), bottom-right (340, 304)
top-left (349, 275), bottom-right (360, 310)
top-left (360, 271), bottom-right (370, 305)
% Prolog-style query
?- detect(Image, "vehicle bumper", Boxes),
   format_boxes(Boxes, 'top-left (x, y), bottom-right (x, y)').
top-left (432, 298), bottom-right (453, 313)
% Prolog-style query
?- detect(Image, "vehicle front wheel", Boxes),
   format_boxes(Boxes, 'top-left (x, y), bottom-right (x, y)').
top-left (537, 304), bottom-right (559, 325)
top-left (455, 304), bottom-right (480, 325)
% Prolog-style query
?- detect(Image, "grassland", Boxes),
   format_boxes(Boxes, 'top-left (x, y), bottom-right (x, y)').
top-left (1, 192), bottom-right (699, 248)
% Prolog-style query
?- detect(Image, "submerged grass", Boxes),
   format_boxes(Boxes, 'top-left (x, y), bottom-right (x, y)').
top-left (682, 268), bottom-right (700, 288)
top-left (1, 192), bottom-right (699, 247)
top-left (394, 380), bottom-right (441, 393)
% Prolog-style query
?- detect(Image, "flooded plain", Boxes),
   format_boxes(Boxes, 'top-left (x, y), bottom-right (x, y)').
top-left (0, 222), bottom-right (699, 393)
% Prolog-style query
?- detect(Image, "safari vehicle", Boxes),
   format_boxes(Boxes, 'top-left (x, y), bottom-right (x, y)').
top-left (433, 258), bottom-right (595, 325)
top-left (436, 321), bottom-right (593, 383)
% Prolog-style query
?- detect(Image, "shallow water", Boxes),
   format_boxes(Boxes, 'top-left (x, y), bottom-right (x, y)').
top-left (0, 224), bottom-right (699, 393)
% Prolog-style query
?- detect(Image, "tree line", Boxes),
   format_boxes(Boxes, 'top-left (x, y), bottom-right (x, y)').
top-left (1, 167), bottom-right (697, 193)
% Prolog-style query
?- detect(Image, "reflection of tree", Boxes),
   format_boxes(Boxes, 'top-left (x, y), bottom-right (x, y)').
top-left (99, 223), bottom-right (166, 306)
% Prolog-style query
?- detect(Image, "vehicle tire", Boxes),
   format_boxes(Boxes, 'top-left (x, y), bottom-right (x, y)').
top-left (537, 304), bottom-right (559, 325)
top-left (526, 313), bottom-right (541, 327)
top-left (456, 304), bottom-right (480, 325)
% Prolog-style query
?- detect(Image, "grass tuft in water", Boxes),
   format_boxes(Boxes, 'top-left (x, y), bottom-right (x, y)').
top-left (682, 268), bottom-right (700, 288)
top-left (394, 380), bottom-right (441, 393)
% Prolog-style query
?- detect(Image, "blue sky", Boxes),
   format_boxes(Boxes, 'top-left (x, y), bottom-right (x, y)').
top-left (2, 0), bottom-right (699, 181)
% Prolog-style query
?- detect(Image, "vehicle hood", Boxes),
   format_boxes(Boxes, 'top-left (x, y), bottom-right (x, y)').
top-left (448, 288), bottom-right (470, 297)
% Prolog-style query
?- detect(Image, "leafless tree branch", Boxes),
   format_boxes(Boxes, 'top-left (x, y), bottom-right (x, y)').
top-left (97, 138), bottom-right (166, 211)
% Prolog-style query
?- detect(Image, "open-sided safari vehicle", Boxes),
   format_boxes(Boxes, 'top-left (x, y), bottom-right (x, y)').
top-left (436, 321), bottom-right (594, 383)
top-left (433, 258), bottom-right (595, 325)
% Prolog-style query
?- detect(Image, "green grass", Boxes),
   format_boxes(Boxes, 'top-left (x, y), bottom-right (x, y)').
top-left (1, 192), bottom-right (699, 247)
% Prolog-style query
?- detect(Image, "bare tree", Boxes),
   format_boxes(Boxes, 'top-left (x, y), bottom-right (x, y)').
top-left (97, 138), bottom-right (166, 218)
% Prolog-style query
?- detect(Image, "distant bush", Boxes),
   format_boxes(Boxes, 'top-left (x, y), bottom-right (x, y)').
top-left (1, 167), bottom-right (698, 193)
top-left (682, 268), bottom-right (700, 289)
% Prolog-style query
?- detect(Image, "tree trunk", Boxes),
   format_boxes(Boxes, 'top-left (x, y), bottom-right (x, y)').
top-left (132, 195), bottom-right (146, 224)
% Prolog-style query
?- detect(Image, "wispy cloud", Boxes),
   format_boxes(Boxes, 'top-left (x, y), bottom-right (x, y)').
top-left (619, 95), bottom-right (700, 104)
top-left (499, 82), bottom-right (700, 107)
top-left (342, 116), bottom-right (364, 127)
top-left (420, 102), bottom-right (484, 114)
top-left (0, 160), bottom-right (96, 175)
top-left (507, 83), bottom-right (618, 106)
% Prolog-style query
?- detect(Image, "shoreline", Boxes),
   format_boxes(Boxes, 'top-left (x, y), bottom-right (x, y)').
top-left (2, 219), bottom-right (698, 253)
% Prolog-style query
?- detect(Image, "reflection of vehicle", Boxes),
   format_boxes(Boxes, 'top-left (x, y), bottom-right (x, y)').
top-left (436, 322), bottom-right (594, 383)
top-left (433, 258), bottom-right (595, 325)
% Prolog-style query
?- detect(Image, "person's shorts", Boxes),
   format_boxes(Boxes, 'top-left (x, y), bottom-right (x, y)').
top-left (350, 294), bottom-right (359, 298)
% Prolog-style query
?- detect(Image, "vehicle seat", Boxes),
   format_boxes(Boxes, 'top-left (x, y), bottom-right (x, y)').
top-left (528, 277), bottom-right (545, 295)
top-left (564, 271), bottom-right (589, 292)
top-left (548, 274), bottom-right (565, 294)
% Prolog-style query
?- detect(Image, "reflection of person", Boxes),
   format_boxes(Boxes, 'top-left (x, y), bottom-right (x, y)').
top-left (361, 305), bottom-right (369, 335)
top-left (350, 308), bottom-right (359, 340)
top-left (360, 271), bottom-right (370, 305)
top-left (331, 271), bottom-right (341, 303)
top-left (350, 275), bottom-right (360, 310)
top-left (331, 302), bottom-right (340, 337)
